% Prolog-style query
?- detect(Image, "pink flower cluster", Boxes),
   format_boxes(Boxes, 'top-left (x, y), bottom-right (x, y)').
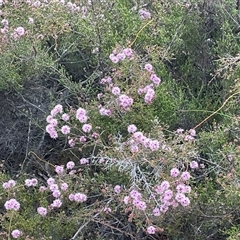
top-left (11, 229), bottom-right (22, 239)
top-left (2, 179), bottom-right (16, 189)
top-left (109, 47), bottom-right (134, 63)
top-left (37, 206), bottom-right (47, 217)
top-left (117, 94), bottom-right (134, 111)
top-left (25, 178), bottom-right (38, 187)
top-left (139, 9), bottom-right (151, 20)
top-left (176, 128), bottom-right (196, 141)
top-left (137, 64), bottom-right (161, 104)
top-left (126, 128), bottom-right (160, 153)
top-left (123, 189), bottom-right (147, 211)
top-left (69, 192), bottom-right (87, 203)
top-left (4, 198), bottom-right (20, 211)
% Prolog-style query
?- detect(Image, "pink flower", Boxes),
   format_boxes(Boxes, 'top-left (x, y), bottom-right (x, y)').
top-left (189, 129), bottom-right (196, 136)
top-left (55, 165), bottom-right (64, 174)
top-left (51, 199), bottom-right (62, 208)
top-left (66, 161), bottom-right (75, 169)
top-left (68, 138), bottom-right (75, 147)
top-left (144, 63), bottom-right (153, 72)
top-left (153, 207), bottom-right (161, 216)
top-left (123, 196), bottom-right (130, 204)
top-left (170, 168), bottom-right (180, 177)
top-left (114, 185), bottom-right (121, 194)
top-left (51, 104), bottom-right (63, 116)
top-left (69, 193), bottom-right (75, 201)
top-left (25, 179), bottom-right (33, 187)
top-left (190, 160), bottom-right (198, 169)
top-left (149, 140), bottom-right (159, 151)
top-left (79, 136), bottom-right (87, 142)
top-left (80, 158), bottom-right (89, 164)
top-left (147, 226), bottom-right (156, 234)
top-left (175, 193), bottom-right (185, 203)
top-left (61, 125), bottom-right (70, 135)
top-left (3, 179), bottom-right (16, 189)
top-left (52, 190), bottom-right (61, 198)
top-left (4, 199), bottom-right (20, 211)
top-left (111, 86), bottom-right (121, 95)
top-left (74, 192), bottom-right (87, 202)
top-left (139, 9), bottom-right (151, 20)
top-left (76, 107), bottom-right (87, 117)
top-left (15, 26), bottom-right (25, 36)
top-left (2, 182), bottom-right (10, 189)
top-left (11, 229), bottom-right (22, 239)
top-left (130, 190), bottom-right (142, 200)
top-left (82, 124), bottom-right (92, 133)
top-left (62, 113), bottom-right (70, 121)
top-left (60, 183), bottom-right (68, 191)
top-left (49, 184), bottom-right (59, 192)
top-left (47, 177), bottom-right (55, 185)
top-left (130, 144), bottom-right (139, 153)
top-left (180, 197), bottom-right (190, 207)
top-left (181, 171), bottom-right (191, 181)
top-left (37, 207), bottom-right (47, 217)
top-left (127, 124), bottom-right (137, 133)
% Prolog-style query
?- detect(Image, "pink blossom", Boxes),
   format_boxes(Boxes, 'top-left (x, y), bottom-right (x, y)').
top-left (49, 130), bottom-right (58, 139)
top-left (55, 165), bottom-right (64, 174)
top-left (25, 179), bottom-right (33, 187)
top-left (116, 53), bottom-right (126, 61)
top-left (2, 182), bottom-right (10, 189)
top-left (60, 183), bottom-right (68, 191)
top-left (180, 197), bottom-right (190, 207)
top-left (69, 193), bottom-right (75, 201)
top-left (74, 192), bottom-right (87, 202)
top-left (80, 158), bottom-right (89, 164)
top-left (37, 207), bottom-right (47, 217)
top-left (79, 136), bottom-right (87, 142)
top-left (127, 124), bottom-right (137, 133)
top-left (11, 229), bottom-right (22, 239)
top-left (170, 168), bottom-right (180, 177)
top-left (77, 114), bottom-right (88, 123)
top-left (52, 190), bottom-right (61, 198)
top-left (130, 144), bottom-right (139, 153)
top-left (123, 196), bottom-right (130, 204)
top-left (49, 184), bottom-right (59, 192)
top-left (129, 190), bottom-right (142, 200)
top-left (51, 104), bottom-right (63, 116)
top-left (147, 226), bottom-right (156, 234)
top-left (190, 160), bottom-right (198, 169)
top-left (176, 128), bottom-right (184, 134)
top-left (66, 161), bottom-right (75, 169)
top-left (153, 207), bottom-right (161, 216)
top-left (123, 48), bottom-right (133, 58)
top-left (76, 107), bottom-right (87, 117)
top-left (139, 9), bottom-right (151, 20)
top-left (51, 199), bottom-right (62, 208)
top-left (114, 185), bottom-right (121, 194)
top-left (15, 26), bottom-right (25, 36)
top-left (189, 129), bottom-right (196, 136)
top-left (4, 199), bottom-right (20, 211)
top-left (144, 63), bottom-right (153, 72)
top-left (47, 177), bottom-right (55, 185)
top-left (62, 113), bottom-right (70, 121)
top-left (181, 171), bottom-right (191, 181)
top-left (68, 138), bottom-right (75, 147)
top-left (82, 124), bottom-right (92, 133)
top-left (149, 140), bottom-right (159, 151)
top-left (111, 86), bottom-right (121, 95)
top-left (175, 193), bottom-right (185, 203)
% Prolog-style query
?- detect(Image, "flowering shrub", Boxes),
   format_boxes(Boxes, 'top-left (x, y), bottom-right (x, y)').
top-left (1, 0), bottom-right (240, 240)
